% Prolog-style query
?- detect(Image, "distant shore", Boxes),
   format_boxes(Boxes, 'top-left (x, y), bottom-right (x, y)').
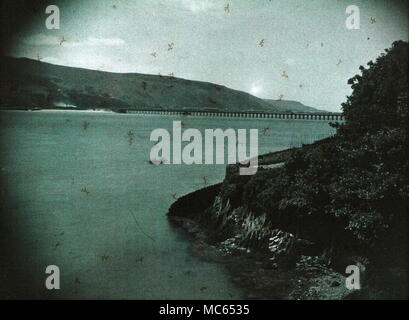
top-left (0, 107), bottom-right (116, 113)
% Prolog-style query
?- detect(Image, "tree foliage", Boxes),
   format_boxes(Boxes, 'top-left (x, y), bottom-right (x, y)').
top-left (339, 40), bottom-right (408, 136)
top-left (239, 42), bottom-right (408, 266)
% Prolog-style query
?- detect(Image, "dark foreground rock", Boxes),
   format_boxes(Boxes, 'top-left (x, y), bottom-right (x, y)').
top-left (168, 165), bottom-right (354, 300)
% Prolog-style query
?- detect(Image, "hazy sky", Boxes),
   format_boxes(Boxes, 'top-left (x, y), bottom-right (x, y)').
top-left (8, 0), bottom-right (408, 112)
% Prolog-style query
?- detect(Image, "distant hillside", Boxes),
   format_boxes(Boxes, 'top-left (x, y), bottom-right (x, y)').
top-left (0, 56), bottom-right (321, 113)
top-left (264, 99), bottom-right (325, 113)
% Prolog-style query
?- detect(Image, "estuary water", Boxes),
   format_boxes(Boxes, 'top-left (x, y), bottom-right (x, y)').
top-left (0, 110), bottom-right (336, 299)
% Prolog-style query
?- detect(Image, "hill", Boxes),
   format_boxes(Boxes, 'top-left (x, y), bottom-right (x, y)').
top-left (264, 99), bottom-right (326, 113)
top-left (0, 56), bottom-right (322, 113)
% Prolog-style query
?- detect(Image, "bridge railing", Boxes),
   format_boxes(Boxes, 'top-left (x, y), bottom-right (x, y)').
top-left (125, 109), bottom-right (345, 121)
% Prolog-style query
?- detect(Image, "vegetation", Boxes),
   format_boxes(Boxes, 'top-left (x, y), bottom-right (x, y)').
top-left (223, 41), bottom-right (408, 298)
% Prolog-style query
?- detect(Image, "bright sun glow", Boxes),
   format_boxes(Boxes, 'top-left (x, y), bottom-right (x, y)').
top-left (250, 85), bottom-right (262, 96)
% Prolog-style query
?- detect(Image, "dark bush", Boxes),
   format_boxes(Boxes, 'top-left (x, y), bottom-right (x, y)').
top-left (241, 42), bottom-right (408, 276)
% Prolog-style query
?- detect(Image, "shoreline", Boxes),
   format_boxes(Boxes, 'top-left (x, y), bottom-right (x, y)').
top-left (168, 214), bottom-right (351, 300)
top-left (169, 215), bottom-right (295, 299)
top-left (166, 145), bottom-right (355, 300)
top-left (0, 108), bottom-right (115, 114)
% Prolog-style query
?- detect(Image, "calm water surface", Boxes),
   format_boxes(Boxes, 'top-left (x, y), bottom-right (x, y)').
top-left (0, 110), bottom-right (335, 299)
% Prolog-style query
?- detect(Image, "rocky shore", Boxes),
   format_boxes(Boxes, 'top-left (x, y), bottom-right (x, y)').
top-left (168, 146), bottom-right (354, 300)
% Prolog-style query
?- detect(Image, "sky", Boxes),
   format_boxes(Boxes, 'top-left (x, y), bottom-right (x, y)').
top-left (7, 0), bottom-right (409, 112)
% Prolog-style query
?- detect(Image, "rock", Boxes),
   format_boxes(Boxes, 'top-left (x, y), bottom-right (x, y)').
top-left (331, 280), bottom-right (341, 287)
